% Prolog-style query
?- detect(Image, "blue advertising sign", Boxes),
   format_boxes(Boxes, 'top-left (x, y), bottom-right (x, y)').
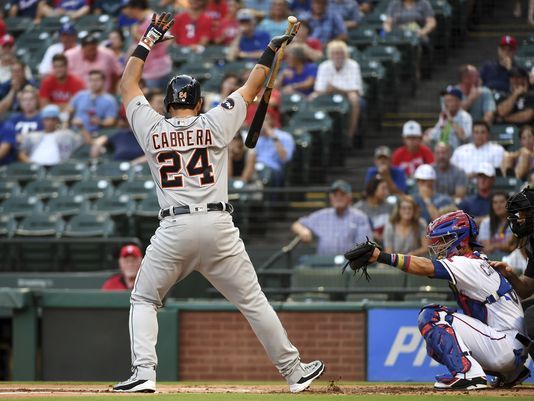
top-left (367, 308), bottom-right (534, 382)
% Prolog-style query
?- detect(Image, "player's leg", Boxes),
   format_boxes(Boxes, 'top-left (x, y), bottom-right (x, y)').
top-left (197, 213), bottom-right (324, 392)
top-left (417, 305), bottom-right (487, 390)
top-left (114, 219), bottom-right (197, 392)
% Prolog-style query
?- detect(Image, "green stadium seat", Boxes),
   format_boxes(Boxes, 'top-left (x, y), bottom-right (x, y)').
top-left (92, 161), bottom-right (131, 184)
top-left (347, 27), bottom-right (378, 50)
top-left (116, 180), bottom-right (156, 200)
top-left (75, 14), bottom-right (113, 34)
top-left (179, 61), bottom-right (216, 82)
top-left (169, 46), bottom-right (195, 66)
top-left (64, 212), bottom-right (114, 237)
top-left (347, 268), bottom-right (406, 301)
top-left (23, 179), bottom-right (68, 200)
top-left (48, 161), bottom-right (89, 184)
top-left (359, 59), bottom-right (387, 122)
top-left (285, 130), bottom-right (313, 186)
top-left (5, 17), bottom-right (31, 38)
top-left (280, 92), bottom-right (306, 124)
top-left (0, 163), bottom-right (45, 185)
top-left (0, 195), bottom-right (44, 219)
top-left (428, 0), bottom-right (452, 63)
top-left (133, 194), bottom-right (160, 246)
top-left (221, 60), bottom-right (256, 76)
top-left (403, 292), bottom-right (449, 302)
top-left (298, 254), bottom-right (346, 268)
top-left (167, 271), bottom-right (214, 299)
top-left (70, 179), bottom-right (113, 200)
top-left (405, 274), bottom-right (450, 291)
top-left (196, 45), bottom-right (228, 64)
top-left (0, 180), bottom-right (21, 201)
top-left (15, 30), bottom-right (53, 65)
top-left (131, 163), bottom-right (152, 180)
top-left (46, 195), bottom-right (90, 219)
top-left (69, 144), bottom-right (93, 161)
top-left (0, 215), bottom-right (17, 271)
top-left (0, 214), bottom-right (17, 237)
top-left (38, 16), bottom-right (68, 32)
top-left (490, 124), bottom-right (520, 151)
top-left (493, 176), bottom-right (522, 194)
top-left (291, 266), bottom-right (349, 301)
top-left (93, 195), bottom-right (136, 236)
top-left (517, 43), bottom-right (534, 58)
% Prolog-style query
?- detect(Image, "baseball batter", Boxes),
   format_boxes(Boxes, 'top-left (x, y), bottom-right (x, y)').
top-left (345, 210), bottom-right (531, 390)
top-left (112, 13), bottom-right (324, 393)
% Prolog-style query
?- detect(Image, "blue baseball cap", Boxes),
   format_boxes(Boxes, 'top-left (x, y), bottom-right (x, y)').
top-left (41, 105), bottom-right (61, 119)
top-left (442, 85), bottom-right (463, 100)
top-left (330, 180), bottom-right (352, 194)
top-left (59, 22), bottom-right (77, 35)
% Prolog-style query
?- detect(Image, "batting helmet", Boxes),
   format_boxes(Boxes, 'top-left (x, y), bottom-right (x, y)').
top-left (426, 210), bottom-right (482, 259)
top-left (164, 75), bottom-right (201, 112)
top-left (506, 187), bottom-right (534, 238)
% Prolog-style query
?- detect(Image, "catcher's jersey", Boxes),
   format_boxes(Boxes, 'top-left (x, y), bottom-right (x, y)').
top-left (435, 255), bottom-right (525, 333)
top-left (126, 92), bottom-right (246, 209)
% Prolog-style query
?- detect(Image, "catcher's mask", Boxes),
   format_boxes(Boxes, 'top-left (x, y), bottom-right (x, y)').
top-left (506, 187), bottom-right (534, 239)
top-left (426, 210), bottom-right (481, 259)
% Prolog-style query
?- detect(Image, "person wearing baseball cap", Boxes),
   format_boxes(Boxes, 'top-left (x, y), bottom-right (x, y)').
top-left (480, 35), bottom-right (518, 93)
top-left (455, 64), bottom-right (496, 124)
top-left (102, 244), bottom-right (143, 291)
top-left (413, 164), bottom-right (454, 223)
top-left (391, 120), bottom-right (434, 178)
top-left (38, 23), bottom-right (78, 76)
top-left (458, 162), bottom-right (496, 221)
top-left (228, 7), bottom-right (271, 61)
top-left (292, 179), bottom-right (373, 256)
top-left (428, 85), bottom-right (472, 150)
top-left (365, 145), bottom-right (407, 194)
top-left (496, 66), bottom-right (534, 125)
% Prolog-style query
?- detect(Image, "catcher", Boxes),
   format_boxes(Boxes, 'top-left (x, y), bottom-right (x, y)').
top-left (343, 210), bottom-right (531, 390)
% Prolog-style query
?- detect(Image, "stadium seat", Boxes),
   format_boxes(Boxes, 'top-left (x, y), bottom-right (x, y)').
top-left (490, 124), bottom-right (520, 151)
top-left (93, 195), bottom-right (136, 236)
top-left (167, 271), bottom-right (214, 299)
top-left (347, 268), bottom-right (406, 301)
top-left (405, 273), bottom-right (450, 292)
top-left (221, 60), bottom-right (256, 76)
top-left (75, 14), bottom-right (113, 35)
top-left (291, 266), bottom-right (350, 301)
top-left (169, 46), bottom-right (195, 66)
top-left (48, 161), bottom-right (89, 184)
top-left (493, 176), bottom-right (522, 194)
top-left (92, 161), bottom-right (131, 184)
top-left (5, 17), bottom-right (31, 37)
top-left (133, 194), bottom-right (160, 245)
top-left (403, 292), bottom-right (449, 303)
top-left (70, 179), bottom-right (113, 200)
top-left (280, 92), bottom-right (306, 125)
top-left (298, 254), bottom-right (346, 268)
top-left (116, 180), bottom-right (156, 200)
top-left (517, 43), bottom-right (534, 58)
top-left (38, 16), bottom-right (67, 33)
top-left (0, 215), bottom-right (17, 271)
top-left (0, 163), bottom-right (45, 185)
top-left (179, 60), bottom-right (216, 82)
top-left (46, 195), bottom-right (90, 219)
top-left (359, 59), bottom-right (387, 123)
top-left (0, 195), bottom-right (44, 219)
top-left (23, 179), bottom-right (68, 200)
top-left (347, 27), bottom-right (378, 50)
top-left (285, 130), bottom-right (313, 186)
top-left (196, 45), bottom-right (228, 64)
top-left (0, 214), bottom-right (17, 237)
top-left (15, 30), bottom-right (53, 71)
top-left (0, 180), bottom-right (21, 201)
top-left (69, 144), bottom-right (94, 161)
top-left (130, 163), bottom-right (152, 180)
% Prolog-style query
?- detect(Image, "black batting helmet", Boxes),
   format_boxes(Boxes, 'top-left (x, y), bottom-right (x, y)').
top-left (164, 75), bottom-right (201, 112)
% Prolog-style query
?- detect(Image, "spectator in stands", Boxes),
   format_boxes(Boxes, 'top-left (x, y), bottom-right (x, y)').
top-left (383, 0), bottom-right (436, 41)
top-left (427, 86), bottom-right (472, 150)
top-left (292, 180), bottom-right (373, 256)
top-left (456, 64), bottom-right (496, 124)
top-left (145, 88), bottom-right (166, 115)
top-left (480, 35), bottom-right (518, 93)
top-left (2, 86), bottom-right (43, 137)
top-left (0, 17), bottom-right (4, 38)
top-left (458, 162), bottom-right (495, 221)
top-left (68, 70), bottom-right (119, 136)
top-left (290, 0), bottom-right (311, 15)
top-left (229, 132), bottom-right (256, 182)
top-left (0, 60), bottom-right (37, 114)
top-left (412, 164), bottom-right (455, 223)
top-left (65, 32), bottom-right (122, 93)
top-left (0, 125), bottom-right (17, 166)
top-left (478, 191), bottom-right (515, 259)
top-left (392, 120), bottom-right (434, 177)
top-left (244, 0), bottom-right (272, 16)
top-left (501, 124), bottom-right (534, 181)
top-left (40, 0), bottom-right (90, 20)
top-left (8, 0), bottom-right (46, 22)
top-left (0, 34), bottom-right (17, 84)
top-left (106, 29), bottom-right (127, 68)
top-left (205, 73), bottom-right (241, 110)
top-left (19, 104), bottom-right (83, 166)
top-left (205, 0), bottom-right (228, 23)
top-left (39, 54), bottom-right (85, 110)
top-left (359, 0), bottom-right (373, 14)
top-left (259, 0), bottom-right (290, 37)
top-left (329, 0), bottom-right (362, 29)
top-left (314, 40), bottom-right (363, 144)
top-left (495, 66), bottom-right (534, 125)
top-left (451, 120), bottom-right (505, 178)
top-left (102, 244), bottom-right (142, 291)
top-left (433, 142), bottom-right (467, 201)
top-left (300, 0), bottom-right (347, 45)
top-left (292, 19), bottom-right (323, 62)
top-left (354, 175), bottom-right (393, 244)
top-left (38, 23), bottom-right (78, 77)
top-left (383, 195), bottom-right (428, 256)
top-left (171, 0), bottom-right (213, 52)
top-left (255, 112), bottom-right (295, 186)
top-left (365, 145), bottom-right (407, 195)
top-left (125, 0), bottom-right (172, 89)
top-left (227, 8), bottom-right (270, 61)
top-left (277, 44), bottom-right (317, 97)
top-left (213, 0), bottom-right (240, 46)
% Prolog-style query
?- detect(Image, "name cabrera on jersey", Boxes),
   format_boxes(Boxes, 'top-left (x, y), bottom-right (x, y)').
top-left (126, 92), bottom-right (247, 209)
top-left (433, 256), bottom-right (524, 333)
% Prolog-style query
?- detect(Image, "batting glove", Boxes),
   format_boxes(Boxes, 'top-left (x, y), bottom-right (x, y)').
top-left (139, 12), bottom-right (175, 51)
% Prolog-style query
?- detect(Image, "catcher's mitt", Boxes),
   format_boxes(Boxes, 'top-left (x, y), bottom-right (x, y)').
top-left (341, 237), bottom-right (381, 281)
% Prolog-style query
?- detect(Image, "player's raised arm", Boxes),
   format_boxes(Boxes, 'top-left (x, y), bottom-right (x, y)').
top-left (120, 12), bottom-right (174, 108)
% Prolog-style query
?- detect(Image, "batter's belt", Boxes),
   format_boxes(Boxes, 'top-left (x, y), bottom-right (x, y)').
top-left (158, 202), bottom-right (234, 219)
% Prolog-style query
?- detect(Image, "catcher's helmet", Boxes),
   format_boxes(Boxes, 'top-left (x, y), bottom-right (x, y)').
top-left (506, 187), bottom-right (534, 238)
top-left (426, 210), bottom-right (482, 259)
top-left (164, 74), bottom-right (201, 112)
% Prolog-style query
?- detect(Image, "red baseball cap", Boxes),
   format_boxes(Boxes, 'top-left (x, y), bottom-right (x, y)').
top-left (499, 35), bottom-right (517, 49)
top-left (120, 244), bottom-right (142, 258)
top-left (0, 34), bottom-right (15, 47)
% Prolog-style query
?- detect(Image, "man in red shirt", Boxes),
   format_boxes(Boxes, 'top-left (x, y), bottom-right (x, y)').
top-left (102, 244), bottom-right (143, 291)
top-left (392, 120), bottom-right (434, 178)
top-left (39, 53), bottom-right (85, 110)
top-left (171, 0), bottom-right (213, 51)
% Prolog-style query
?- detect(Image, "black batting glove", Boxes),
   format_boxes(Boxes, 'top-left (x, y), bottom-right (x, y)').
top-left (268, 22), bottom-right (300, 51)
top-left (139, 12), bottom-right (175, 50)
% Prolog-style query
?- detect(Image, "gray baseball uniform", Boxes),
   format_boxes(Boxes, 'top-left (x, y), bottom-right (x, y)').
top-left (125, 92), bottom-right (302, 382)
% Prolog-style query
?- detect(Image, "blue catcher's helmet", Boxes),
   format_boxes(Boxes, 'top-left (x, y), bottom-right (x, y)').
top-left (426, 210), bottom-right (482, 259)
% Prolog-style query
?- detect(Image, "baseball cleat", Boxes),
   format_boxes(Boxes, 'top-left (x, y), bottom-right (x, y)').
top-left (113, 378), bottom-right (156, 393)
top-left (289, 360), bottom-right (325, 393)
top-left (490, 366), bottom-right (531, 388)
top-left (434, 375), bottom-right (487, 391)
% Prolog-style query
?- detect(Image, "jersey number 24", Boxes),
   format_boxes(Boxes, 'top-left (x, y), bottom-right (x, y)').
top-left (157, 148), bottom-right (215, 188)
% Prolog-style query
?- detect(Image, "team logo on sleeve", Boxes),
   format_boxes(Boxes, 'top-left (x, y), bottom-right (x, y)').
top-left (221, 98), bottom-right (235, 110)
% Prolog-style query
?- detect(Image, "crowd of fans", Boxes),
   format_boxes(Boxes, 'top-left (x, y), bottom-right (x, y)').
top-left (0, 0), bottom-right (534, 275)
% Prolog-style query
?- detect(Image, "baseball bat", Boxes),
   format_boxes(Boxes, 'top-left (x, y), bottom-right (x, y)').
top-left (245, 16), bottom-right (299, 149)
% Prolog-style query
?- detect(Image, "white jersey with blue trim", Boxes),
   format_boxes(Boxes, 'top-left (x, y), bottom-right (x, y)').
top-left (436, 255), bottom-right (525, 334)
top-left (126, 92), bottom-right (247, 209)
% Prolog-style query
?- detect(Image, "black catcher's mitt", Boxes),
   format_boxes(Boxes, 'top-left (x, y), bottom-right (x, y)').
top-left (342, 237), bottom-right (381, 281)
